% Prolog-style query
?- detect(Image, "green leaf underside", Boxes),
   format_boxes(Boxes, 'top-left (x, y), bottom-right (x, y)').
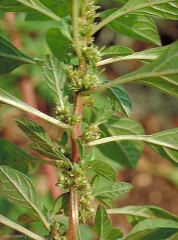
top-left (17, 212), bottom-right (40, 223)
top-left (0, 36), bottom-right (35, 75)
top-left (16, 0), bottom-right (61, 22)
top-left (0, 138), bottom-right (37, 173)
top-left (130, 219), bottom-right (178, 235)
top-left (40, 54), bottom-right (67, 106)
top-left (97, 45), bottom-right (170, 67)
top-left (0, 165), bottom-right (42, 211)
top-left (107, 205), bottom-right (178, 225)
top-left (93, 205), bottom-right (112, 239)
top-left (88, 159), bottom-right (117, 182)
top-left (107, 229), bottom-right (123, 240)
top-left (16, 118), bottom-right (69, 162)
top-left (93, 1), bottom-right (178, 37)
top-left (0, 166), bottom-right (50, 231)
top-left (0, 88), bottom-right (69, 129)
top-left (107, 12), bottom-right (161, 45)
top-left (92, 127), bottom-right (178, 167)
top-left (25, 0), bottom-right (72, 20)
top-left (102, 45), bottom-right (133, 57)
top-left (28, 142), bottom-right (67, 160)
top-left (95, 182), bottom-right (133, 207)
top-left (93, 105), bottom-right (114, 126)
top-left (0, 0), bottom-right (31, 12)
top-left (106, 85), bottom-right (132, 117)
top-left (105, 41), bottom-right (178, 98)
top-left (98, 117), bottom-right (144, 169)
top-left (123, 1), bottom-right (178, 20)
top-left (125, 228), bottom-right (178, 240)
top-left (16, 117), bottom-right (52, 144)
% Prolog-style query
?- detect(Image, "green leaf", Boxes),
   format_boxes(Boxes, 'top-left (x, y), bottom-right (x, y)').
top-left (16, 118), bottom-right (52, 144)
top-left (96, 196), bottom-right (114, 207)
top-left (46, 28), bottom-right (72, 61)
top-left (102, 45), bottom-right (133, 57)
top-left (107, 229), bottom-right (123, 240)
top-left (90, 174), bottom-right (100, 189)
top-left (107, 205), bottom-right (178, 227)
top-left (0, 0), bottom-right (31, 12)
top-left (52, 192), bottom-right (69, 216)
top-left (125, 227), bottom-right (178, 240)
top-left (16, 0), bottom-right (61, 22)
top-left (94, 182), bottom-right (133, 206)
top-left (17, 212), bottom-right (40, 223)
top-left (106, 12), bottom-right (161, 45)
top-left (25, 0), bottom-right (72, 20)
top-left (106, 85), bottom-right (132, 117)
top-left (125, 1), bottom-right (178, 20)
top-left (39, 54), bottom-right (67, 106)
top-left (105, 41), bottom-right (178, 98)
top-left (98, 117), bottom-right (144, 169)
top-left (88, 159), bottom-right (117, 182)
top-left (93, 105), bottom-right (114, 126)
top-left (135, 41), bottom-right (178, 97)
top-left (97, 45), bottom-right (169, 67)
top-left (29, 142), bottom-right (69, 161)
top-left (124, 45), bottom-right (169, 63)
top-left (76, 139), bottom-right (84, 160)
top-left (0, 138), bottom-right (37, 173)
top-left (0, 88), bottom-right (70, 129)
top-left (167, 232), bottom-right (178, 240)
top-left (15, 118), bottom-right (69, 162)
top-left (0, 165), bottom-right (50, 230)
top-left (130, 219), bottom-right (178, 234)
top-left (90, 127), bottom-right (178, 167)
top-left (92, 1), bottom-right (178, 35)
top-left (145, 129), bottom-right (178, 167)
top-left (0, 36), bottom-right (36, 75)
top-left (93, 205), bottom-right (112, 239)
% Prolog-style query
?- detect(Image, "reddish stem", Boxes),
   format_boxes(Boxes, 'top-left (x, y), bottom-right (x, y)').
top-left (68, 93), bottom-right (84, 240)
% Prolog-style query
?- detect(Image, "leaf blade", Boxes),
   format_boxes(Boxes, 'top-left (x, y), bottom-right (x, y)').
top-left (106, 85), bottom-right (132, 117)
top-left (0, 138), bottom-right (37, 173)
top-left (16, 118), bottom-right (52, 144)
top-left (88, 159), bottom-right (117, 182)
top-left (93, 205), bottom-right (112, 239)
top-left (41, 54), bottom-right (67, 107)
top-left (0, 165), bottom-right (50, 230)
top-left (97, 117), bottom-right (145, 169)
top-left (94, 182), bottom-right (133, 202)
top-left (0, 36), bottom-right (36, 75)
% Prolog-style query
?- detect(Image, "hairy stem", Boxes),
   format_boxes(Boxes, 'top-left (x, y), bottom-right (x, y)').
top-left (68, 190), bottom-right (81, 240)
top-left (68, 94), bottom-right (84, 239)
top-left (72, 0), bottom-right (82, 59)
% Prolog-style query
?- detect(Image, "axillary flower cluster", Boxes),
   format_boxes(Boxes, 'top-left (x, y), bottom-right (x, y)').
top-left (67, 0), bottom-right (101, 93)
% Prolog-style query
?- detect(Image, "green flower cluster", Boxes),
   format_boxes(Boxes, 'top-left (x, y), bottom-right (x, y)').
top-left (67, 66), bottom-right (99, 92)
top-left (55, 106), bottom-right (81, 125)
top-left (82, 124), bottom-right (101, 143)
top-left (56, 162), bottom-right (88, 190)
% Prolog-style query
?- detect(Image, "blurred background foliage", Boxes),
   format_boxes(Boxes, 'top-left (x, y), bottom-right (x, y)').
top-left (0, 0), bottom-right (178, 238)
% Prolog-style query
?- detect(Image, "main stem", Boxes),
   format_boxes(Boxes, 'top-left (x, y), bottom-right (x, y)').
top-left (68, 94), bottom-right (84, 240)
top-left (68, 1), bottom-right (89, 239)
